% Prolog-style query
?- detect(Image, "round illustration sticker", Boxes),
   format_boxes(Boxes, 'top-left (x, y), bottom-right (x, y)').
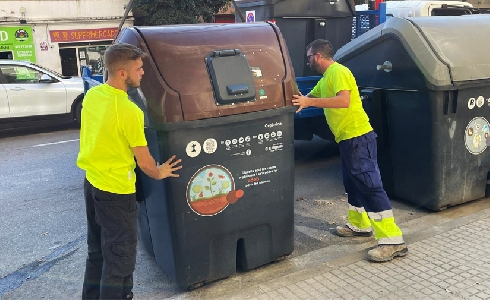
top-left (465, 117), bottom-right (489, 155)
top-left (186, 165), bottom-right (244, 216)
top-left (476, 96), bottom-right (485, 108)
top-left (203, 138), bottom-right (217, 154)
top-left (186, 141), bottom-right (201, 158)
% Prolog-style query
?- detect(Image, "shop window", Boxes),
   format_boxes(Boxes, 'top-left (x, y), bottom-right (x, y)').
top-left (79, 46), bottom-right (107, 76)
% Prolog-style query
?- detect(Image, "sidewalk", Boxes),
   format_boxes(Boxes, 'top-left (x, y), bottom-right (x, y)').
top-left (165, 198), bottom-right (490, 300)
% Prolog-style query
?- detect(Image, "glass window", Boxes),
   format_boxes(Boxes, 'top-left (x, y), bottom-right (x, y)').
top-left (1, 66), bottom-right (43, 84)
top-left (80, 46), bottom-right (108, 75)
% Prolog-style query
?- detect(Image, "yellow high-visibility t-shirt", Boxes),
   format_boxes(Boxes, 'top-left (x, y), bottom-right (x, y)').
top-left (77, 83), bottom-right (147, 194)
top-left (309, 62), bottom-right (373, 143)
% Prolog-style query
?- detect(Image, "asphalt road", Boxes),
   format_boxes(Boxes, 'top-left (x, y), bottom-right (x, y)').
top-left (0, 124), bottom-right (431, 299)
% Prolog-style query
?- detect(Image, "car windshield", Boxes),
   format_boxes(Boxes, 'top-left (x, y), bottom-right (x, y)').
top-left (32, 63), bottom-right (72, 79)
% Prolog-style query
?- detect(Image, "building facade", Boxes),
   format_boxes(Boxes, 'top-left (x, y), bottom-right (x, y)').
top-left (0, 0), bottom-right (133, 76)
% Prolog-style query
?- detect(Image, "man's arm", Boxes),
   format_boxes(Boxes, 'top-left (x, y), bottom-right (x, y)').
top-left (132, 146), bottom-right (182, 180)
top-left (292, 90), bottom-right (351, 113)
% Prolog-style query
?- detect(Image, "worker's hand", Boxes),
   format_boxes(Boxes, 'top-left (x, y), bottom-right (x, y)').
top-left (157, 155), bottom-right (182, 179)
top-left (292, 94), bottom-right (309, 113)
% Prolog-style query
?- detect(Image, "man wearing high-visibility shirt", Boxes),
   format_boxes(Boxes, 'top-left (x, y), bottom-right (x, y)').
top-left (77, 43), bottom-right (182, 299)
top-left (292, 39), bottom-right (407, 262)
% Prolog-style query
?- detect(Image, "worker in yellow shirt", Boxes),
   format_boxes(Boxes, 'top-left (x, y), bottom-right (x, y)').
top-left (77, 43), bottom-right (182, 299)
top-left (292, 39), bottom-right (407, 262)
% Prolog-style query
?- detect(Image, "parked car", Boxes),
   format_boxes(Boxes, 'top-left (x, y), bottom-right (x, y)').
top-left (0, 60), bottom-right (84, 130)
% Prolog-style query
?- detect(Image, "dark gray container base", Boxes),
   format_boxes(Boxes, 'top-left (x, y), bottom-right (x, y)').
top-left (137, 107), bottom-right (295, 289)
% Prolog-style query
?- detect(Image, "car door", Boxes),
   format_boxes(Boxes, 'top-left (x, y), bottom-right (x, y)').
top-left (0, 82), bottom-right (8, 119)
top-left (0, 65), bottom-right (67, 118)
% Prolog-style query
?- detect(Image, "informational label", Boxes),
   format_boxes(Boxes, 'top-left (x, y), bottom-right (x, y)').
top-left (239, 165), bottom-right (277, 188)
top-left (179, 113), bottom-right (292, 219)
top-left (218, 121), bottom-right (285, 157)
top-left (465, 117), bottom-right (489, 155)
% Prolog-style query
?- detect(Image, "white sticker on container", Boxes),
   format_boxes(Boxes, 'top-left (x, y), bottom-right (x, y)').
top-left (476, 96), bottom-right (485, 108)
top-left (468, 98), bottom-right (476, 110)
top-left (251, 67), bottom-right (262, 78)
top-left (186, 141), bottom-right (201, 158)
top-left (203, 138), bottom-right (217, 154)
top-left (465, 117), bottom-right (489, 155)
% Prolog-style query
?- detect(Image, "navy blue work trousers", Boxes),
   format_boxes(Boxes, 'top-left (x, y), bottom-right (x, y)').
top-left (339, 131), bottom-right (392, 213)
top-left (82, 178), bottom-right (137, 300)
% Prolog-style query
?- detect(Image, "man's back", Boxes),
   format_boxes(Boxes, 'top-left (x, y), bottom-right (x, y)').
top-left (77, 83), bottom-right (147, 194)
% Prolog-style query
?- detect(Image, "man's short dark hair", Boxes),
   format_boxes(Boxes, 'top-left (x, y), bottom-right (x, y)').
top-left (307, 39), bottom-right (335, 60)
top-left (104, 43), bottom-right (147, 75)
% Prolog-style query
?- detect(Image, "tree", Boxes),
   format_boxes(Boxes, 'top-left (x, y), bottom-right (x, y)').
top-left (133, 0), bottom-right (231, 25)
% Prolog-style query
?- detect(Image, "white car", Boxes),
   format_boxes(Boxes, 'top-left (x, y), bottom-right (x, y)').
top-left (0, 60), bottom-right (84, 130)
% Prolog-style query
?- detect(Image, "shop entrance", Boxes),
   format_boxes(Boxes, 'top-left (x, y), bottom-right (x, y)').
top-left (59, 48), bottom-right (78, 76)
top-left (58, 42), bottom-right (110, 77)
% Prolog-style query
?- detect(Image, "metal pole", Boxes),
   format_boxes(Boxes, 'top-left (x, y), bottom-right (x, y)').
top-left (231, 0), bottom-right (245, 22)
top-left (114, 0), bottom-right (135, 42)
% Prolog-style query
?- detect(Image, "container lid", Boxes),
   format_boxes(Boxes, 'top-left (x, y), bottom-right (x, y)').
top-left (116, 22), bottom-right (297, 124)
top-left (335, 15), bottom-right (490, 87)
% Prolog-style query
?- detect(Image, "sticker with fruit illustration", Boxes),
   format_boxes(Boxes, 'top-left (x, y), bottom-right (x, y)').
top-left (186, 165), bottom-right (244, 216)
top-left (465, 117), bottom-right (489, 155)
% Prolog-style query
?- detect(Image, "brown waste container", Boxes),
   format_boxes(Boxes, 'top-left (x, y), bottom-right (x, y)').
top-left (116, 22), bottom-right (298, 289)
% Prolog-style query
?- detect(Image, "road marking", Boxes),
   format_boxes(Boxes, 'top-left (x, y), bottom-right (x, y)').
top-left (32, 139), bottom-right (79, 148)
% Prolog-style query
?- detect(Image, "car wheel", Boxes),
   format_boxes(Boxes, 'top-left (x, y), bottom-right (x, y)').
top-left (74, 94), bottom-right (84, 126)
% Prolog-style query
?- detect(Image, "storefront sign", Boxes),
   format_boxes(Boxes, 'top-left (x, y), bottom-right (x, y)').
top-left (0, 26), bottom-right (36, 62)
top-left (49, 28), bottom-right (118, 43)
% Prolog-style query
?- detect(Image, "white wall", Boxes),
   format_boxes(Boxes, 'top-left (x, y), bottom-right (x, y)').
top-left (0, 0), bottom-right (133, 74)
top-left (0, 0), bottom-right (131, 21)
top-left (31, 20), bottom-right (132, 73)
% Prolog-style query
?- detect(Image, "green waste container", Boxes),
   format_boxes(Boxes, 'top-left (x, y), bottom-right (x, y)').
top-left (335, 15), bottom-right (490, 210)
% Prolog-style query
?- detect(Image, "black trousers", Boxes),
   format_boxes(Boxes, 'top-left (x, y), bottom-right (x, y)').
top-left (82, 178), bottom-right (137, 300)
